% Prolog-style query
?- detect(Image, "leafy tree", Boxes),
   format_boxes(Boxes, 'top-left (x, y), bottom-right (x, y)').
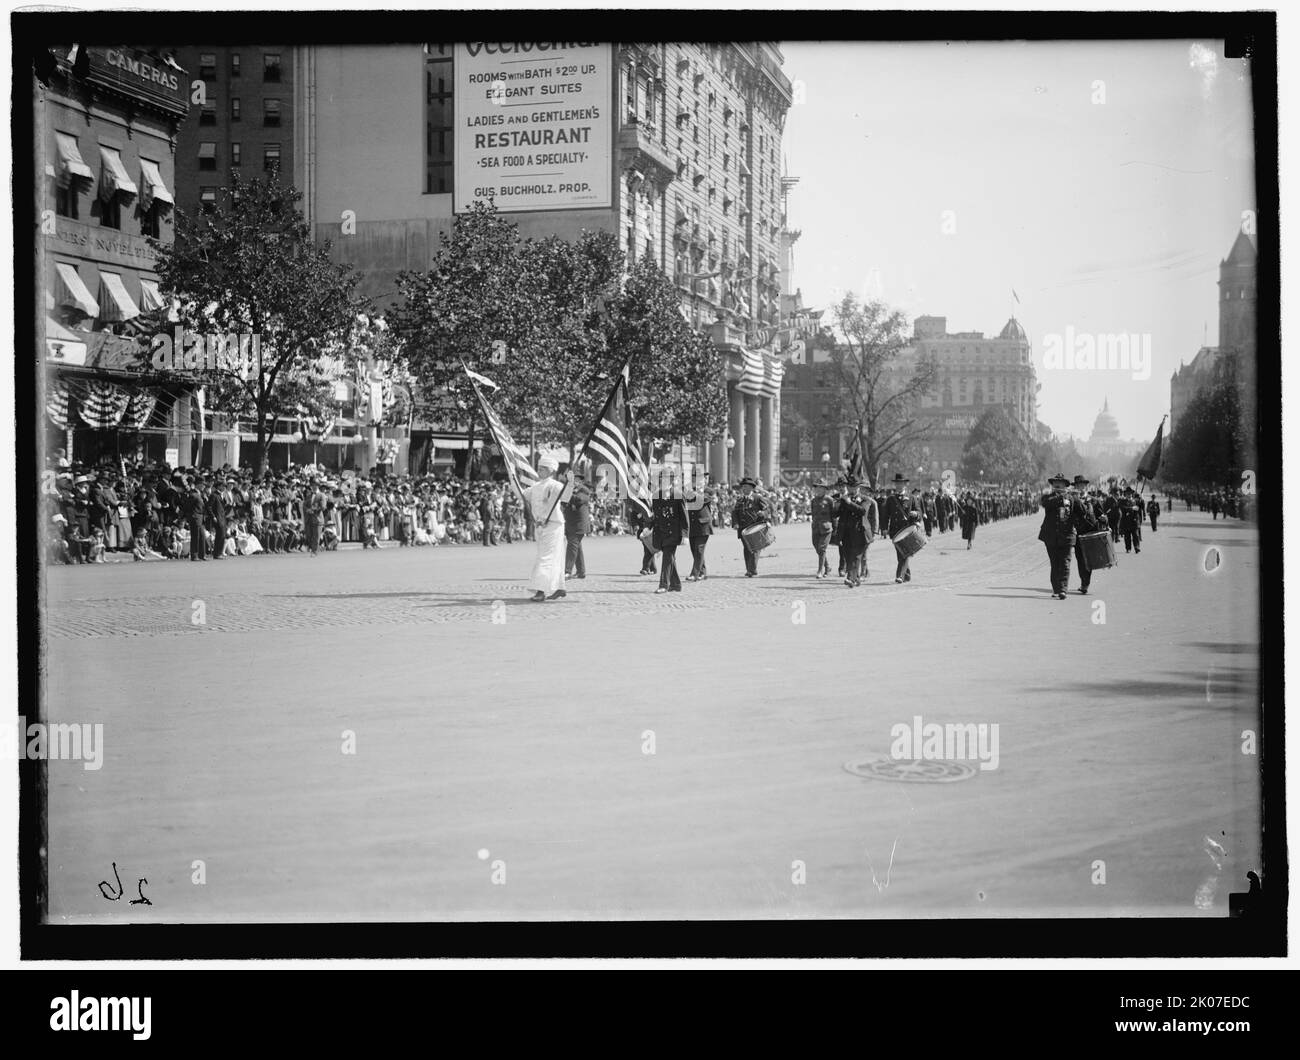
top-left (611, 257), bottom-right (728, 451)
top-left (1163, 359), bottom-right (1245, 485)
top-left (827, 292), bottom-right (937, 487)
top-left (151, 175), bottom-right (364, 474)
top-left (960, 408), bottom-right (1039, 484)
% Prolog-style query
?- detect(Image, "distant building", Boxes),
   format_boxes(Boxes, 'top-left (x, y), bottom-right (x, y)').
top-left (1077, 398), bottom-right (1145, 464)
top-left (1169, 228), bottom-right (1256, 449)
top-left (40, 44), bottom-right (194, 466)
top-left (169, 46), bottom-right (293, 220)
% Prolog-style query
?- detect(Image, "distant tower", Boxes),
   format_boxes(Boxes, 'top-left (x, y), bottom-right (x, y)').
top-left (1218, 229), bottom-right (1257, 357)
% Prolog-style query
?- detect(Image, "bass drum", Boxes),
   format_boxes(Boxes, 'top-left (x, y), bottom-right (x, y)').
top-left (891, 523), bottom-right (926, 558)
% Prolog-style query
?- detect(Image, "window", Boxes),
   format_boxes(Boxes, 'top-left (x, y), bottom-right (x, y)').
top-left (200, 187), bottom-right (217, 213)
top-left (263, 143), bottom-right (281, 173)
top-left (200, 104), bottom-right (216, 126)
top-left (230, 53), bottom-right (241, 77)
top-left (199, 53), bottom-right (216, 79)
top-left (141, 201), bottom-right (160, 238)
top-left (424, 43), bottom-right (453, 194)
top-left (199, 142), bottom-right (217, 170)
top-left (56, 182), bottom-right (79, 219)
top-left (263, 53), bottom-right (282, 82)
top-left (100, 195), bottom-right (121, 229)
top-left (263, 98), bottom-right (281, 127)
top-left (231, 142), bottom-right (241, 167)
top-left (231, 97), bottom-right (241, 122)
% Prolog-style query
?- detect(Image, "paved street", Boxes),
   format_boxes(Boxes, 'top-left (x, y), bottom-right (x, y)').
top-left (42, 507), bottom-right (1260, 921)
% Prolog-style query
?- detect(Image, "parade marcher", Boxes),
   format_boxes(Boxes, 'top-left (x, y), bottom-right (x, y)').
top-left (834, 476), bottom-right (872, 587)
top-left (479, 485), bottom-right (497, 546)
top-left (881, 473), bottom-right (919, 583)
top-left (184, 477), bottom-right (207, 562)
top-left (1147, 495), bottom-right (1160, 533)
top-left (1070, 476), bottom-right (1104, 595)
top-left (1038, 473), bottom-right (1081, 599)
top-left (810, 478), bottom-right (836, 578)
top-left (731, 477), bottom-right (768, 578)
top-left (651, 473), bottom-right (689, 594)
top-left (564, 480), bottom-right (592, 579)
top-left (685, 484), bottom-right (714, 581)
top-left (1104, 490), bottom-right (1122, 543)
top-left (1120, 489), bottom-right (1143, 554)
top-left (921, 488), bottom-right (937, 538)
top-left (958, 490), bottom-right (979, 550)
top-left (629, 502), bottom-right (657, 575)
top-left (524, 456), bottom-right (573, 602)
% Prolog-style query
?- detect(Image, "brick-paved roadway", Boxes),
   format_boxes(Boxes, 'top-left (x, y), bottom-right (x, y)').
top-left (41, 509), bottom-right (1261, 921)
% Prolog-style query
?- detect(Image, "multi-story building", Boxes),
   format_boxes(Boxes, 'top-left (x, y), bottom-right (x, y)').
top-left (291, 41), bottom-right (793, 482)
top-left (1169, 228), bottom-right (1257, 448)
top-left (780, 313), bottom-right (1040, 479)
top-left (170, 45), bottom-right (293, 219)
top-left (40, 44), bottom-right (194, 466)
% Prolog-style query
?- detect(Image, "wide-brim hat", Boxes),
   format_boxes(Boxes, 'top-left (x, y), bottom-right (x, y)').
top-left (891, 473), bottom-right (909, 484)
top-left (813, 478), bottom-right (829, 488)
top-left (1073, 475), bottom-right (1090, 486)
top-left (1048, 473), bottom-right (1071, 487)
top-left (737, 477), bottom-right (757, 488)
top-left (845, 475), bottom-right (861, 487)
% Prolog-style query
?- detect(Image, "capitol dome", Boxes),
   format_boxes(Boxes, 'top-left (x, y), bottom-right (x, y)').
top-left (1089, 398), bottom-right (1120, 442)
top-left (998, 317), bottom-right (1027, 342)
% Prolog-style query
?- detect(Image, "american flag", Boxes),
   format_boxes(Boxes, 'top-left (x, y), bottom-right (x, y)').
top-left (583, 364), bottom-right (652, 519)
top-left (463, 366), bottom-right (538, 500)
top-left (736, 348), bottom-right (784, 398)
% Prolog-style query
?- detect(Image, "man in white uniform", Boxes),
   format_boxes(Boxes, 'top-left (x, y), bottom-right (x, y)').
top-left (526, 456), bottom-right (574, 601)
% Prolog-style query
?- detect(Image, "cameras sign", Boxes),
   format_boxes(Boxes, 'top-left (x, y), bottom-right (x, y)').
top-left (454, 42), bottom-right (613, 214)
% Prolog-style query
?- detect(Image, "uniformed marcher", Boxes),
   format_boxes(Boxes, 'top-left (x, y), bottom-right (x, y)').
top-left (809, 478), bottom-right (836, 578)
top-left (685, 484), bottom-right (714, 581)
top-left (1070, 475), bottom-right (1104, 595)
top-left (1146, 495), bottom-right (1160, 533)
top-left (563, 480), bottom-right (592, 578)
top-left (880, 473), bottom-right (919, 583)
top-left (731, 477), bottom-right (767, 578)
top-left (651, 474), bottom-right (689, 593)
top-left (834, 476), bottom-right (872, 587)
top-left (1038, 472), bottom-right (1081, 599)
top-left (1120, 489), bottom-right (1143, 553)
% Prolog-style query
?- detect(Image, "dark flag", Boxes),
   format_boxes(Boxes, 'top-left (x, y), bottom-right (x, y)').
top-left (1136, 416), bottom-right (1167, 481)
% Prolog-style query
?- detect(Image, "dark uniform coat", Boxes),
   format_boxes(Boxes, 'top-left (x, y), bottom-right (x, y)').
top-left (651, 496), bottom-right (688, 551)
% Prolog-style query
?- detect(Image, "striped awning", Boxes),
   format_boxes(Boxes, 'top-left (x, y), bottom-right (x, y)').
top-left (138, 158), bottom-right (174, 211)
top-left (98, 271), bottom-right (140, 323)
top-left (55, 132), bottom-right (93, 186)
top-left (138, 278), bottom-right (167, 314)
top-left (54, 263), bottom-right (99, 317)
top-left (98, 145), bottom-right (138, 202)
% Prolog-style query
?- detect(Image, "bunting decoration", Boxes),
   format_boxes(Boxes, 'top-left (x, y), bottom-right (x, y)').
top-left (120, 389), bottom-right (158, 430)
top-left (77, 381), bottom-right (130, 429)
top-left (46, 378), bottom-right (70, 428)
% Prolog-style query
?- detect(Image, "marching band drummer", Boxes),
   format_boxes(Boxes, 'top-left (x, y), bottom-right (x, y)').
top-left (1071, 475), bottom-right (1105, 595)
top-left (731, 477), bottom-right (768, 578)
top-left (881, 473), bottom-right (921, 584)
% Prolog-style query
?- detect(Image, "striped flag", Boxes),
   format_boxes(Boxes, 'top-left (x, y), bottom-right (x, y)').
top-left (463, 366), bottom-right (537, 500)
top-left (583, 364), bottom-right (652, 520)
top-left (735, 348), bottom-right (767, 395)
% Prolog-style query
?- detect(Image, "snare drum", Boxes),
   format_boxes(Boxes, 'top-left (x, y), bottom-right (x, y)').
top-left (741, 521), bottom-right (776, 553)
top-left (891, 523), bottom-right (926, 558)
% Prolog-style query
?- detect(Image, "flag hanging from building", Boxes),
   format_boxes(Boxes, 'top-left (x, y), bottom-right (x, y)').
top-left (463, 365), bottom-right (537, 500)
top-left (737, 348), bottom-right (784, 398)
top-left (582, 363), bottom-right (652, 519)
top-left (1136, 416), bottom-right (1166, 481)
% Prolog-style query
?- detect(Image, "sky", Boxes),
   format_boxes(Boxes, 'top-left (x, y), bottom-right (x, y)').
top-left (780, 39), bottom-right (1256, 443)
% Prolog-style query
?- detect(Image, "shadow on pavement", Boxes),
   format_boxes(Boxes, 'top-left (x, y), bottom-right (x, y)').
top-left (1027, 667), bottom-right (1258, 705)
top-left (1183, 641), bottom-right (1260, 655)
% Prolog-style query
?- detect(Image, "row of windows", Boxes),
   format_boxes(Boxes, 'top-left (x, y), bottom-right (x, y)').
top-left (425, 45), bottom-right (452, 195)
top-left (199, 97), bottom-right (281, 126)
top-left (198, 51), bottom-right (281, 82)
top-left (55, 183), bottom-right (166, 237)
top-left (197, 143), bottom-right (280, 172)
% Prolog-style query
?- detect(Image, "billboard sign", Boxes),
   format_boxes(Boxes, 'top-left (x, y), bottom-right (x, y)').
top-left (454, 42), bottom-right (613, 214)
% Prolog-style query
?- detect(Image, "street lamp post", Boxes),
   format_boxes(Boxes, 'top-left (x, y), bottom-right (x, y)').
top-left (726, 435), bottom-right (735, 483)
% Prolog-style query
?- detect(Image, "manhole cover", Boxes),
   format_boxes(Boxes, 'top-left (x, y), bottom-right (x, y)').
top-left (844, 756), bottom-right (978, 783)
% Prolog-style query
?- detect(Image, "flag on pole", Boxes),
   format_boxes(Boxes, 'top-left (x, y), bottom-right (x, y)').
top-left (1136, 416), bottom-right (1166, 481)
top-left (462, 365), bottom-right (537, 499)
top-left (583, 363), bottom-right (652, 519)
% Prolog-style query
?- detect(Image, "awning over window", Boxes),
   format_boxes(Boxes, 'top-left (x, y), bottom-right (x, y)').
top-left (138, 158), bottom-right (174, 211)
top-left (98, 271), bottom-right (140, 323)
top-left (54, 263), bottom-right (99, 317)
top-left (98, 145), bottom-right (138, 203)
top-left (55, 133), bottom-right (93, 186)
top-left (138, 278), bottom-right (167, 313)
